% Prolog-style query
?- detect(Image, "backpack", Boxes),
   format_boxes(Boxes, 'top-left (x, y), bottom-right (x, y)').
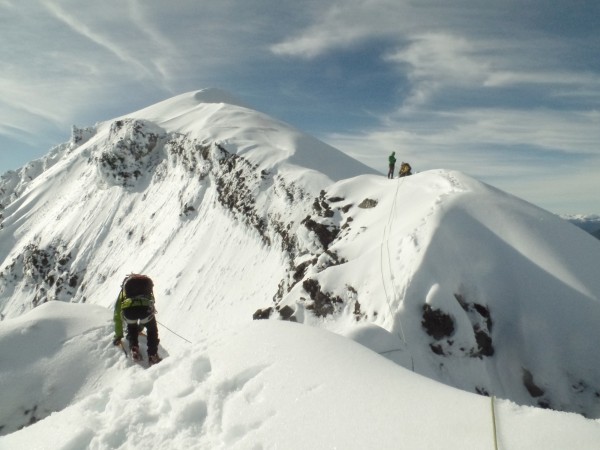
top-left (399, 162), bottom-right (412, 177)
top-left (122, 274), bottom-right (154, 300)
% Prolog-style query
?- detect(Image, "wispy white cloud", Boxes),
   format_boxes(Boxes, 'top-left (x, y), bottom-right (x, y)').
top-left (0, 79), bottom-right (64, 126)
top-left (484, 71), bottom-right (600, 88)
top-left (271, 1), bottom-right (600, 104)
top-left (381, 33), bottom-right (493, 107)
top-left (270, 0), bottom-right (407, 58)
top-left (387, 33), bottom-right (489, 82)
top-left (327, 107), bottom-right (600, 169)
top-left (126, 1), bottom-right (180, 85)
top-left (42, 0), bottom-right (169, 84)
top-left (0, 0), bottom-right (598, 213)
top-left (269, 0), bottom-right (599, 213)
top-left (324, 105), bottom-right (600, 213)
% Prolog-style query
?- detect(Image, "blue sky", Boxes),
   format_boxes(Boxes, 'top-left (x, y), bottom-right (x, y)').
top-left (1, 0), bottom-right (598, 214)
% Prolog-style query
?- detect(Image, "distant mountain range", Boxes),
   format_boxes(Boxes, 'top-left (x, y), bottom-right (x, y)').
top-left (563, 215), bottom-right (600, 239)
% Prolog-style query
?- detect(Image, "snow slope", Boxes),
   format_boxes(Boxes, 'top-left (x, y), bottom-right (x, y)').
top-left (1, 302), bottom-right (599, 450)
top-left (1, 88), bottom-right (600, 447)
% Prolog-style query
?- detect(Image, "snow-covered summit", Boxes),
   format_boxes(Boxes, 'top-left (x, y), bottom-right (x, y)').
top-left (130, 88), bottom-right (250, 116)
top-left (1, 89), bottom-right (600, 447)
top-left (120, 88), bottom-right (375, 184)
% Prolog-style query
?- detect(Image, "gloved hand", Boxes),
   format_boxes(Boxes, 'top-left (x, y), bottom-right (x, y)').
top-left (113, 337), bottom-right (122, 346)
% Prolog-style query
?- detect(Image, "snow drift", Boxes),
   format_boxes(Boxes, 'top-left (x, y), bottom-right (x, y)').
top-left (1, 301), bottom-right (600, 449)
top-left (0, 302), bottom-right (600, 449)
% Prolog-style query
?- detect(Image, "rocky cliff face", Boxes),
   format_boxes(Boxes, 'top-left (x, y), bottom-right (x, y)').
top-left (0, 92), bottom-right (372, 322)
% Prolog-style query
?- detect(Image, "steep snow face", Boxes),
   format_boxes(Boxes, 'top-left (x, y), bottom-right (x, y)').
top-left (0, 302), bottom-right (113, 435)
top-left (1, 89), bottom-right (599, 423)
top-left (0, 90), bottom-right (375, 324)
top-left (266, 169), bottom-right (600, 417)
top-left (399, 174), bottom-right (600, 415)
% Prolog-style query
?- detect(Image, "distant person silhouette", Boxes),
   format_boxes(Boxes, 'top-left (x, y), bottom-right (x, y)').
top-left (387, 152), bottom-right (397, 179)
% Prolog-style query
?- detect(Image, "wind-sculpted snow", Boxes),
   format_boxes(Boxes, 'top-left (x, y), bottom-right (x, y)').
top-left (0, 88), bottom-right (599, 444)
top-left (0, 302), bottom-right (114, 435)
top-left (2, 302), bottom-right (600, 449)
top-left (261, 170), bottom-right (600, 417)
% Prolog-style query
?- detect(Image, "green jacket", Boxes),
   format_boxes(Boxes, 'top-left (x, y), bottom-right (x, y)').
top-left (113, 290), bottom-right (155, 339)
top-left (389, 153), bottom-right (396, 166)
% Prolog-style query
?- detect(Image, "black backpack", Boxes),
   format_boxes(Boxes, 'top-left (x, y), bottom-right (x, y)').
top-left (122, 274), bottom-right (154, 299)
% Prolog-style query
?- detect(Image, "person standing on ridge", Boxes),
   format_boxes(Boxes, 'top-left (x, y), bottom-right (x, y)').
top-left (387, 151), bottom-right (397, 179)
top-left (113, 274), bottom-right (162, 365)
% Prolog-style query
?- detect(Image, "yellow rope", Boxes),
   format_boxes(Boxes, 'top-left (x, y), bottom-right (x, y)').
top-left (491, 396), bottom-right (499, 450)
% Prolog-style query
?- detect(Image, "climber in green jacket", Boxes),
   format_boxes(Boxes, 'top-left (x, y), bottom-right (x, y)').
top-left (387, 152), bottom-right (397, 179)
top-left (113, 274), bottom-right (161, 365)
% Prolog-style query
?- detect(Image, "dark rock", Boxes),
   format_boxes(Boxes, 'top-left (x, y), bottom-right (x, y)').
top-left (253, 307), bottom-right (273, 320)
top-left (454, 293), bottom-right (494, 357)
top-left (303, 278), bottom-right (343, 317)
top-left (301, 216), bottom-right (339, 250)
top-left (422, 304), bottom-right (455, 340)
top-left (277, 305), bottom-right (296, 321)
top-left (523, 369), bottom-right (545, 397)
top-left (473, 329), bottom-right (494, 357)
top-left (358, 198), bottom-right (378, 209)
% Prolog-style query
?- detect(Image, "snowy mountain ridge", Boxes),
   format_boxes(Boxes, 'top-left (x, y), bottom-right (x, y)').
top-left (563, 214), bottom-right (600, 238)
top-left (0, 89), bottom-right (373, 315)
top-left (1, 89), bottom-right (600, 448)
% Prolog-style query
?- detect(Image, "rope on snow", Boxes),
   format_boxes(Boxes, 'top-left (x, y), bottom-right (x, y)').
top-left (157, 319), bottom-right (193, 344)
top-left (491, 395), bottom-right (500, 450)
top-left (378, 176), bottom-right (417, 372)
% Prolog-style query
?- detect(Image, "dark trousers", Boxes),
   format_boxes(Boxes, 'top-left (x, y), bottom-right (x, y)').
top-left (388, 165), bottom-right (395, 179)
top-left (123, 305), bottom-right (160, 356)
